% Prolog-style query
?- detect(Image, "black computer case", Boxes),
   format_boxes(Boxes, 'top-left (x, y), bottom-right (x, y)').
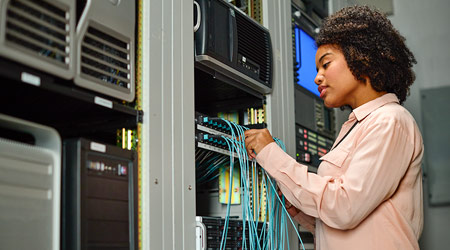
top-left (62, 138), bottom-right (138, 250)
top-left (194, 0), bottom-right (273, 95)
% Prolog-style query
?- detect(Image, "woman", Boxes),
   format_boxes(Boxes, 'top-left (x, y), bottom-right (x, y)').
top-left (244, 5), bottom-right (423, 250)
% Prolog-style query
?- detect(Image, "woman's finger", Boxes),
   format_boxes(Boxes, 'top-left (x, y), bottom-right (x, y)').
top-left (244, 129), bottom-right (258, 137)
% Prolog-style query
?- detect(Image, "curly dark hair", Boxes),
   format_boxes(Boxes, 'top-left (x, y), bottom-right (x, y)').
top-left (316, 5), bottom-right (416, 104)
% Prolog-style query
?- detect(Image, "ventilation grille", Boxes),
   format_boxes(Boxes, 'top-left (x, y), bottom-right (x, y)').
top-left (4, 0), bottom-right (70, 67)
top-left (80, 26), bottom-right (131, 90)
top-left (235, 13), bottom-right (271, 85)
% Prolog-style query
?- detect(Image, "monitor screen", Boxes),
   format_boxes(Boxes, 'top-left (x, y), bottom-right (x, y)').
top-left (295, 26), bottom-right (319, 97)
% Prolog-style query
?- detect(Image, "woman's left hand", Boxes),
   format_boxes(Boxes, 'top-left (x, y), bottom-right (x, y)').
top-left (244, 128), bottom-right (274, 159)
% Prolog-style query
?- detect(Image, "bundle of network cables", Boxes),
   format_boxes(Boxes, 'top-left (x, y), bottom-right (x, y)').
top-left (195, 115), bottom-right (306, 250)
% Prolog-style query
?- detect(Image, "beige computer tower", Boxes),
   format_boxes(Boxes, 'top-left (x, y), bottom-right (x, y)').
top-left (0, 113), bottom-right (61, 250)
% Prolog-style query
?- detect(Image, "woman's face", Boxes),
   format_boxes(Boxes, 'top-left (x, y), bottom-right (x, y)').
top-left (314, 45), bottom-right (365, 109)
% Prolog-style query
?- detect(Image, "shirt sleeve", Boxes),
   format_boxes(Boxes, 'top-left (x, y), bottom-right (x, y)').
top-left (256, 119), bottom-right (414, 230)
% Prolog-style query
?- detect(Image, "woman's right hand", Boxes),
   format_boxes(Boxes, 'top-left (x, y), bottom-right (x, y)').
top-left (279, 189), bottom-right (316, 235)
top-left (293, 209), bottom-right (316, 236)
top-left (285, 200), bottom-right (300, 217)
top-left (244, 128), bottom-right (274, 159)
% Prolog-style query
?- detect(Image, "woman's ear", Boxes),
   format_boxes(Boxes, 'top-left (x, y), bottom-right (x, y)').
top-left (361, 75), bottom-right (371, 85)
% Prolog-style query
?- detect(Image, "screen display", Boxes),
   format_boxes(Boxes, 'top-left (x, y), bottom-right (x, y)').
top-left (295, 26), bottom-right (320, 97)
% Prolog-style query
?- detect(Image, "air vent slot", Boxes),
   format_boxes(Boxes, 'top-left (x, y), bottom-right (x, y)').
top-left (235, 14), bottom-right (271, 85)
top-left (80, 26), bottom-right (131, 89)
top-left (4, 0), bottom-right (70, 67)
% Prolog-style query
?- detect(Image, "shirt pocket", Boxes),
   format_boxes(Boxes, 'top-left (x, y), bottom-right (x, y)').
top-left (319, 147), bottom-right (350, 168)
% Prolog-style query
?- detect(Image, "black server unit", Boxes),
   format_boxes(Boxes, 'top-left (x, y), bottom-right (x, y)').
top-left (62, 138), bottom-right (138, 250)
top-left (194, 0), bottom-right (273, 95)
top-left (196, 216), bottom-right (267, 249)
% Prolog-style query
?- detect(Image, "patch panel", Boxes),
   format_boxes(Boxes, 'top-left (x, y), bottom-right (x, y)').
top-left (196, 133), bottom-right (229, 148)
top-left (197, 124), bottom-right (232, 139)
top-left (195, 112), bottom-right (246, 158)
top-left (196, 132), bottom-right (239, 158)
top-left (196, 112), bottom-right (234, 135)
top-left (196, 112), bottom-right (266, 136)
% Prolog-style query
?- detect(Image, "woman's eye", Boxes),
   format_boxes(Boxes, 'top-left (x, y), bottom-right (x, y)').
top-left (323, 62), bottom-right (330, 69)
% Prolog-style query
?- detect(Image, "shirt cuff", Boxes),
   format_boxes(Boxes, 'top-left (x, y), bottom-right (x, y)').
top-left (255, 142), bottom-right (292, 177)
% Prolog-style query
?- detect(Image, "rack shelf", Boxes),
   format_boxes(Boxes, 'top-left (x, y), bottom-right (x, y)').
top-left (195, 66), bottom-right (265, 115)
top-left (0, 57), bottom-right (142, 145)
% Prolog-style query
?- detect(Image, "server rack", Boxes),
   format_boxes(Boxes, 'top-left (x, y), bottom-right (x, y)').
top-left (291, 3), bottom-right (335, 173)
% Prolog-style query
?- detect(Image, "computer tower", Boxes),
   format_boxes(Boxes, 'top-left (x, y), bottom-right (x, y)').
top-left (62, 138), bottom-right (138, 250)
top-left (0, 113), bottom-right (61, 250)
top-left (74, 0), bottom-right (135, 102)
top-left (0, 0), bottom-right (76, 79)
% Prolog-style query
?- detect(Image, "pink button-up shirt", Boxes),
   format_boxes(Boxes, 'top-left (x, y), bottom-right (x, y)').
top-left (256, 93), bottom-right (424, 249)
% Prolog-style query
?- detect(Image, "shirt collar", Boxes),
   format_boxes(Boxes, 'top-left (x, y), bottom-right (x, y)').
top-left (352, 93), bottom-right (399, 122)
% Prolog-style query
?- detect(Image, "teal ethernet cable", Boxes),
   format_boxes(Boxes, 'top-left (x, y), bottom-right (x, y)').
top-left (196, 153), bottom-right (229, 184)
top-left (220, 120), bottom-right (243, 249)
top-left (222, 119), bottom-right (260, 250)
top-left (197, 117), bottom-right (305, 250)
top-left (264, 170), bottom-right (306, 250)
top-left (220, 135), bottom-right (237, 250)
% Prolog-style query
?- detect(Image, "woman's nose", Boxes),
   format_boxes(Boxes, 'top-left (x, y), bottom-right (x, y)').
top-left (315, 73), bottom-right (324, 85)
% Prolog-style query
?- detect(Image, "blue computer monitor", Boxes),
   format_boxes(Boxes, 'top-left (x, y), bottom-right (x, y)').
top-left (295, 26), bottom-right (320, 97)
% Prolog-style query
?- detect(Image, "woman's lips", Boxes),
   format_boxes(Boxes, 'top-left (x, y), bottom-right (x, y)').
top-left (318, 86), bottom-right (327, 98)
